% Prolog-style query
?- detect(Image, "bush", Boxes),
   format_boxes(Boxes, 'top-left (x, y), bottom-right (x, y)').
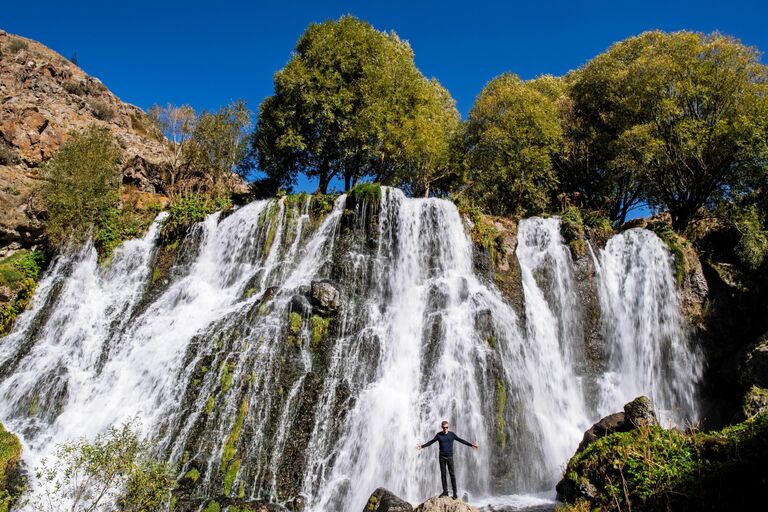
top-left (30, 422), bottom-right (174, 512)
top-left (0, 423), bottom-right (22, 511)
top-left (160, 193), bottom-right (231, 243)
top-left (0, 143), bottom-right (18, 166)
top-left (89, 99), bottom-right (115, 121)
top-left (647, 221), bottom-right (686, 285)
top-left (41, 126), bottom-right (122, 247)
top-left (62, 80), bottom-right (91, 96)
top-left (8, 39), bottom-right (27, 54)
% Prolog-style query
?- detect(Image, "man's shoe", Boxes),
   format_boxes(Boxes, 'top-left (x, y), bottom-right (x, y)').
top-left (439, 491), bottom-right (449, 497)
top-left (452, 494), bottom-right (458, 500)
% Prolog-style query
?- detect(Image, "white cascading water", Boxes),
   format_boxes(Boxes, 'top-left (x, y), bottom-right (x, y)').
top-left (593, 228), bottom-right (702, 425)
top-left (0, 188), bottom-right (702, 512)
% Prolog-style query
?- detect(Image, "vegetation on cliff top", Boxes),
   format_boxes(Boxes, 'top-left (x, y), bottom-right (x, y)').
top-left (0, 249), bottom-right (47, 335)
top-left (559, 412), bottom-right (768, 511)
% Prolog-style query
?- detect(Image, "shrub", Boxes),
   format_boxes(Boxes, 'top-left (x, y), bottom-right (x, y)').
top-left (8, 39), bottom-right (27, 54)
top-left (41, 126), bottom-right (122, 247)
top-left (30, 422), bottom-right (174, 512)
top-left (0, 143), bottom-right (18, 166)
top-left (62, 80), bottom-right (90, 96)
top-left (160, 193), bottom-right (231, 243)
top-left (0, 250), bottom-right (48, 335)
top-left (89, 99), bottom-right (115, 121)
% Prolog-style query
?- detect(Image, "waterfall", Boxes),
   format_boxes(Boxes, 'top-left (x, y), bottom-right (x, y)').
top-left (0, 190), bottom-right (703, 511)
top-left (593, 228), bottom-right (702, 425)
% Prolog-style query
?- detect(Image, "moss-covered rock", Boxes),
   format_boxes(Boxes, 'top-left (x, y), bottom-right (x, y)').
top-left (557, 412), bottom-right (768, 511)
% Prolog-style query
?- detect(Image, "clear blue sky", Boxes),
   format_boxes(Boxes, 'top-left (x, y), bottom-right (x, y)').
top-left (4, 0), bottom-right (768, 198)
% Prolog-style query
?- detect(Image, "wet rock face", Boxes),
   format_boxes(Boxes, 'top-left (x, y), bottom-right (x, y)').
top-left (742, 386), bottom-right (768, 418)
top-left (310, 279), bottom-right (341, 314)
top-left (363, 488), bottom-right (414, 512)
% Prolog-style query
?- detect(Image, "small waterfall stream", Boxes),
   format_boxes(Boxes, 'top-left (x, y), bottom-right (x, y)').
top-left (0, 190), bottom-right (703, 511)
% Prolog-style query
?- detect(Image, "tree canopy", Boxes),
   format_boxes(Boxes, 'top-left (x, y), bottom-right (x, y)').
top-left (252, 15), bottom-right (458, 194)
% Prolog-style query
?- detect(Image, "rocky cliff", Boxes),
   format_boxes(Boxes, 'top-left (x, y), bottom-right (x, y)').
top-left (0, 28), bottom-right (169, 251)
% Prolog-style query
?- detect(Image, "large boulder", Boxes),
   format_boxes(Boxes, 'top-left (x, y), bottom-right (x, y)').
top-left (739, 331), bottom-right (768, 388)
top-left (310, 280), bottom-right (341, 314)
top-left (413, 496), bottom-right (478, 512)
top-left (575, 396), bottom-right (658, 453)
top-left (363, 488), bottom-right (413, 512)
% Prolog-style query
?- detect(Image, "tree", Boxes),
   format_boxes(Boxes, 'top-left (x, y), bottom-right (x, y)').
top-left (567, 31), bottom-right (768, 231)
top-left (148, 103), bottom-right (197, 198)
top-left (186, 100), bottom-right (251, 198)
top-left (252, 15), bottom-right (436, 194)
top-left (387, 78), bottom-right (461, 197)
top-left (40, 126), bottom-right (121, 246)
top-left (464, 73), bottom-right (562, 216)
top-left (30, 422), bottom-right (174, 512)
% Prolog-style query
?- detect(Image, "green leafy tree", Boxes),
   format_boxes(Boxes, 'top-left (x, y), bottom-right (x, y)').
top-left (186, 100), bottom-right (251, 198)
top-left (567, 31), bottom-right (768, 230)
top-left (464, 73), bottom-right (562, 216)
top-left (387, 78), bottom-right (461, 197)
top-left (40, 126), bottom-right (121, 246)
top-left (252, 15), bottom-right (443, 194)
top-left (30, 422), bottom-right (173, 512)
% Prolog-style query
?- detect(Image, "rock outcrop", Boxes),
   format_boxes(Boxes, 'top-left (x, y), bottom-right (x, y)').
top-left (310, 279), bottom-right (341, 314)
top-left (574, 396), bottom-right (658, 454)
top-left (363, 488), bottom-right (413, 512)
top-left (0, 29), bottom-right (170, 249)
top-left (738, 330), bottom-right (768, 389)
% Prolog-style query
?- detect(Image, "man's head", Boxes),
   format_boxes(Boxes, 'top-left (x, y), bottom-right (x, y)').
top-left (441, 420), bottom-right (449, 432)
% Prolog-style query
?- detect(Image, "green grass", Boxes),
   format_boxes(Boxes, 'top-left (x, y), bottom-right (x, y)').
top-left (0, 250), bottom-right (47, 335)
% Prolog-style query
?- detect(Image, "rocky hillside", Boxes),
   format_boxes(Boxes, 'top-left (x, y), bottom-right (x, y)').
top-left (0, 28), bottom-right (170, 252)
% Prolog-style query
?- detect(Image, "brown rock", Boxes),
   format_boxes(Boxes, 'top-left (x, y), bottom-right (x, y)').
top-left (413, 496), bottom-right (478, 512)
top-left (364, 488), bottom-right (413, 512)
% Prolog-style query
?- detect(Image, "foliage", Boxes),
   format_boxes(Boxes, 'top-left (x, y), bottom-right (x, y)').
top-left (148, 103), bottom-right (197, 198)
top-left (561, 412), bottom-right (768, 511)
top-left (0, 423), bottom-right (22, 509)
top-left (160, 193), bottom-right (231, 243)
top-left (41, 126), bottom-right (122, 247)
top-left (347, 182), bottom-right (382, 210)
top-left (8, 39), bottom-right (27, 54)
top-left (252, 15), bottom-right (457, 194)
top-left (495, 380), bottom-right (507, 449)
top-left (185, 100), bottom-right (251, 198)
top-left (566, 31), bottom-right (768, 231)
top-left (29, 422), bottom-right (174, 512)
top-left (464, 73), bottom-right (562, 216)
top-left (0, 250), bottom-right (48, 335)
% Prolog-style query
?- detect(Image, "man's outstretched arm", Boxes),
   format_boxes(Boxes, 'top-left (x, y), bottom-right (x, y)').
top-left (454, 433), bottom-right (479, 449)
top-left (416, 435), bottom-right (438, 450)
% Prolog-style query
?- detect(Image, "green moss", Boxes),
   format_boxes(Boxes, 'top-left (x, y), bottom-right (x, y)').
top-left (204, 500), bottom-right (221, 512)
top-left (289, 311), bottom-right (302, 335)
top-left (183, 468), bottom-right (200, 483)
top-left (204, 395), bottom-right (215, 415)
top-left (222, 398), bottom-right (249, 465)
top-left (310, 315), bottom-right (330, 347)
top-left (560, 206), bottom-right (585, 246)
top-left (161, 194), bottom-right (231, 244)
top-left (223, 458), bottom-right (241, 495)
top-left (459, 205), bottom-right (506, 265)
top-left (220, 362), bottom-right (235, 393)
top-left (487, 335), bottom-right (497, 349)
top-left (366, 495), bottom-right (379, 511)
top-left (647, 221), bottom-right (686, 285)
top-left (495, 380), bottom-right (507, 449)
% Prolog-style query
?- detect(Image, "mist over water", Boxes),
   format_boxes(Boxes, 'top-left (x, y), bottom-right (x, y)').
top-left (0, 190), bottom-right (702, 511)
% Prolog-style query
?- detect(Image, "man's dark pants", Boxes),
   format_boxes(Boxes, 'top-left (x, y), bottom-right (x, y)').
top-left (439, 455), bottom-right (457, 494)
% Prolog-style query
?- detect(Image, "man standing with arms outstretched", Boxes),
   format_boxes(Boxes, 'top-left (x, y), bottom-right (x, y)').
top-left (417, 420), bottom-right (478, 499)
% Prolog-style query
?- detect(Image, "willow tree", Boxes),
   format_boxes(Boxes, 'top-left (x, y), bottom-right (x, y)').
top-left (252, 16), bottom-right (455, 194)
top-left (567, 31), bottom-right (768, 230)
top-left (464, 73), bottom-right (562, 216)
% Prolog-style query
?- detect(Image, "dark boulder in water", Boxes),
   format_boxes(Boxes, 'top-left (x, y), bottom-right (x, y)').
top-left (363, 488), bottom-right (413, 512)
